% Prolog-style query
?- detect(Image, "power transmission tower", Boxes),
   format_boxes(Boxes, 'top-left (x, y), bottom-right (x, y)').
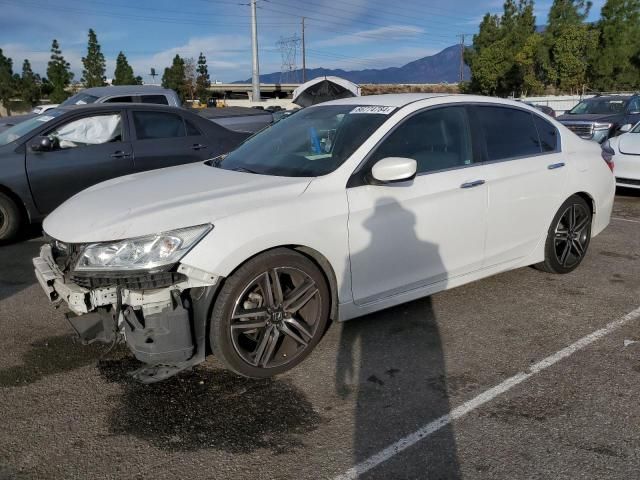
top-left (456, 33), bottom-right (473, 83)
top-left (301, 17), bottom-right (306, 83)
top-left (276, 34), bottom-right (301, 84)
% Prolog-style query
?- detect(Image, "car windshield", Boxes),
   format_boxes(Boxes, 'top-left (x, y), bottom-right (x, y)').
top-left (60, 92), bottom-right (100, 106)
top-left (0, 109), bottom-right (65, 146)
top-left (632, 123), bottom-right (640, 133)
top-left (215, 104), bottom-right (393, 177)
top-left (568, 99), bottom-right (627, 115)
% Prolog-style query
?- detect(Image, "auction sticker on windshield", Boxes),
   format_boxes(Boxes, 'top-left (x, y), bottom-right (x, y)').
top-left (36, 115), bottom-right (55, 122)
top-left (350, 106), bottom-right (396, 114)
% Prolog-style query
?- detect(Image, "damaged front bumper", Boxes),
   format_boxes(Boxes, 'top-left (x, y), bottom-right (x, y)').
top-left (33, 244), bottom-right (221, 382)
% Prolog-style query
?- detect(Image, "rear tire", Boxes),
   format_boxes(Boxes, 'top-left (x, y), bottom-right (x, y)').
top-left (209, 248), bottom-right (330, 378)
top-left (0, 192), bottom-right (21, 242)
top-left (536, 195), bottom-right (592, 274)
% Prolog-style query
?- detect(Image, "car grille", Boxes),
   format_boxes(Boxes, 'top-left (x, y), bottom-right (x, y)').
top-left (71, 271), bottom-right (186, 290)
top-left (616, 177), bottom-right (640, 186)
top-left (563, 123), bottom-right (594, 138)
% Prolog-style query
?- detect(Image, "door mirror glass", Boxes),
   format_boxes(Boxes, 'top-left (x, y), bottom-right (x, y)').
top-left (619, 123), bottom-right (633, 133)
top-left (30, 136), bottom-right (53, 152)
top-left (370, 157), bottom-right (417, 184)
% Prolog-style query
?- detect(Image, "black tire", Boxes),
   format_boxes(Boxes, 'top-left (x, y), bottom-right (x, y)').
top-left (536, 195), bottom-right (592, 274)
top-left (0, 192), bottom-right (21, 242)
top-left (210, 248), bottom-right (330, 378)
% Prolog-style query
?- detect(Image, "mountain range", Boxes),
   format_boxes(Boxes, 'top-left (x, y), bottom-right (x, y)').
top-left (236, 45), bottom-right (471, 84)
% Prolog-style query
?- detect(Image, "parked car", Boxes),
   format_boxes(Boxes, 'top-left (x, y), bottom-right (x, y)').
top-left (557, 94), bottom-right (640, 143)
top-left (0, 85), bottom-right (181, 132)
top-left (523, 102), bottom-right (555, 117)
top-left (32, 104), bottom-right (59, 114)
top-left (198, 106), bottom-right (274, 133)
top-left (32, 94), bottom-right (614, 382)
top-left (0, 103), bottom-right (250, 241)
top-left (602, 121), bottom-right (640, 189)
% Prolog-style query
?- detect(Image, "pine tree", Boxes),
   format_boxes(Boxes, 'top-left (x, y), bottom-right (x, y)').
top-left (113, 51), bottom-right (140, 85)
top-left (590, 0), bottom-right (640, 90)
top-left (81, 29), bottom-right (106, 87)
top-left (47, 39), bottom-right (74, 103)
top-left (195, 52), bottom-right (211, 103)
top-left (161, 54), bottom-right (186, 101)
top-left (20, 59), bottom-right (40, 106)
top-left (0, 48), bottom-right (15, 115)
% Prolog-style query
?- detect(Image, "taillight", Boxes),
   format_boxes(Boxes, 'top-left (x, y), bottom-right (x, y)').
top-left (601, 140), bottom-right (615, 172)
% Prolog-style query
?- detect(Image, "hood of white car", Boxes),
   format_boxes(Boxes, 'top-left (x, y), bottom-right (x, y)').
top-left (43, 162), bottom-right (312, 243)
top-left (618, 132), bottom-right (640, 155)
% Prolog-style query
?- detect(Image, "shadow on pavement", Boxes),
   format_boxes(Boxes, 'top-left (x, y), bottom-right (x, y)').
top-left (0, 229), bottom-right (43, 302)
top-left (98, 359), bottom-right (322, 454)
top-left (336, 198), bottom-right (460, 478)
top-left (0, 335), bottom-right (105, 388)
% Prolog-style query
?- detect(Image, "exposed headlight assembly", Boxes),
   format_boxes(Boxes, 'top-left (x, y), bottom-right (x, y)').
top-left (593, 122), bottom-right (613, 131)
top-left (75, 224), bottom-right (212, 272)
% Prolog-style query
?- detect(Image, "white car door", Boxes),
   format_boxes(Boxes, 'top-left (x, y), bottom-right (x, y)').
top-left (472, 105), bottom-right (568, 267)
top-left (346, 106), bottom-right (488, 305)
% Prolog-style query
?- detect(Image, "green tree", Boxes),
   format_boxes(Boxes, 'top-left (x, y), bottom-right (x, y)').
top-left (20, 59), bottom-right (40, 106)
top-left (553, 23), bottom-right (598, 91)
top-left (0, 48), bottom-right (15, 115)
top-left (541, 0), bottom-right (593, 89)
top-left (47, 39), bottom-right (74, 103)
top-left (113, 51), bottom-right (141, 85)
top-left (81, 29), bottom-right (106, 87)
top-left (514, 33), bottom-right (546, 95)
top-left (590, 0), bottom-right (640, 90)
top-left (161, 54), bottom-right (186, 101)
top-left (465, 0), bottom-right (537, 96)
top-left (195, 52), bottom-right (211, 103)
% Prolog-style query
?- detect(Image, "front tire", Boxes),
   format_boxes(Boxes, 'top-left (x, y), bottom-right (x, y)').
top-left (209, 248), bottom-right (330, 378)
top-left (0, 192), bottom-right (22, 243)
top-left (536, 195), bottom-right (592, 274)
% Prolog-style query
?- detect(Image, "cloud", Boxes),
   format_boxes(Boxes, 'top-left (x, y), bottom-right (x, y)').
top-left (313, 25), bottom-right (426, 48)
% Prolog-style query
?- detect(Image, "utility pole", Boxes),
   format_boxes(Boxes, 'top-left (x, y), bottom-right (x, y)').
top-left (250, 0), bottom-right (261, 102)
top-left (458, 34), bottom-right (465, 84)
top-left (301, 17), bottom-right (306, 83)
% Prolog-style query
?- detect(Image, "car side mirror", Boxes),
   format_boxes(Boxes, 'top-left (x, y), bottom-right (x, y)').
top-left (619, 124), bottom-right (633, 133)
top-left (370, 157), bottom-right (417, 184)
top-left (30, 136), bottom-right (53, 152)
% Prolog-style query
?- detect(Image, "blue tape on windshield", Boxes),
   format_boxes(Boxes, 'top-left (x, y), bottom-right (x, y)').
top-left (309, 127), bottom-right (322, 154)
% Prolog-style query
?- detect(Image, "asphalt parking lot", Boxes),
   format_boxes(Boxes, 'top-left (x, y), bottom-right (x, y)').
top-left (1, 189), bottom-right (639, 480)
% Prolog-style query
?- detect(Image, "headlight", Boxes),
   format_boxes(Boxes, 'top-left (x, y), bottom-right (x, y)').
top-left (75, 224), bottom-right (212, 272)
top-left (594, 122), bottom-right (613, 131)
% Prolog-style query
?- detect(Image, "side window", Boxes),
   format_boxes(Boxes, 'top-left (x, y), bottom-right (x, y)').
top-left (533, 115), bottom-right (558, 152)
top-left (371, 106), bottom-right (473, 174)
top-left (476, 106), bottom-right (541, 161)
top-left (104, 96), bottom-right (134, 103)
top-left (46, 113), bottom-right (122, 150)
top-left (628, 98), bottom-right (640, 113)
top-left (185, 119), bottom-right (202, 136)
top-left (141, 95), bottom-right (169, 105)
top-left (133, 111), bottom-right (186, 140)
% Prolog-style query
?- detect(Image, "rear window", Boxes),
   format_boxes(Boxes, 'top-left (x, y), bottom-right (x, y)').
top-left (533, 115), bottom-right (558, 152)
top-left (475, 106), bottom-right (541, 161)
top-left (185, 119), bottom-right (202, 136)
top-left (141, 95), bottom-right (169, 105)
top-left (133, 111), bottom-right (186, 139)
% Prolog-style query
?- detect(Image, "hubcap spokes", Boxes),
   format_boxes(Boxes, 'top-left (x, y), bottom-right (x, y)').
top-left (554, 204), bottom-right (590, 268)
top-left (230, 267), bottom-right (320, 368)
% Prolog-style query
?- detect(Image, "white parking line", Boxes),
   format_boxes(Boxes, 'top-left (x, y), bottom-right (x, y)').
top-left (612, 217), bottom-right (640, 224)
top-left (333, 306), bottom-right (640, 480)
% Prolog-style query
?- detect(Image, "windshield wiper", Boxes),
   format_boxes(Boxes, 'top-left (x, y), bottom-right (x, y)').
top-left (206, 155), bottom-right (226, 167)
top-left (232, 166), bottom-right (261, 174)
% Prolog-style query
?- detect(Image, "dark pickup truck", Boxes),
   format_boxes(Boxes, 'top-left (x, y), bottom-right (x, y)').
top-left (557, 94), bottom-right (640, 143)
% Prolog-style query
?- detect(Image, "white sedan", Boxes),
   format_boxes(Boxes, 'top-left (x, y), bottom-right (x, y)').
top-left (603, 122), bottom-right (640, 189)
top-left (33, 94), bottom-right (615, 382)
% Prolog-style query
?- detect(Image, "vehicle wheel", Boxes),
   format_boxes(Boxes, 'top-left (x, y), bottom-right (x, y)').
top-left (536, 195), bottom-right (592, 274)
top-left (0, 192), bottom-right (21, 242)
top-left (210, 248), bottom-right (330, 378)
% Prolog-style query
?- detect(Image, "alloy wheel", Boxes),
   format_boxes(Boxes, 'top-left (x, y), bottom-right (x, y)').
top-left (553, 203), bottom-right (591, 269)
top-left (229, 267), bottom-right (322, 369)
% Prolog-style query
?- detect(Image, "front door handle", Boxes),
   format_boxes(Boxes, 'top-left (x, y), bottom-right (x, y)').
top-left (548, 162), bottom-right (565, 170)
top-left (191, 143), bottom-right (208, 150)
top-left (460, 179), bottom-right (485, 189)
top-left (110, 151), bottom-right (131, 159)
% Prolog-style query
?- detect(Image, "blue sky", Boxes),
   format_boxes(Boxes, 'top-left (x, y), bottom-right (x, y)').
top-left (0, 0), bottom-right (606, 83)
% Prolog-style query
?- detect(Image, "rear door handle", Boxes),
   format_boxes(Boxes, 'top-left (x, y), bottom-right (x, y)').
top-left (191, 143), bottom-right (207, 150)
top-left (460, 179), bottom-right (485, 189)
top-left (547, 162), bottom-right (565, 170)
top-left (110, 151), bottom-right (131, 159)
